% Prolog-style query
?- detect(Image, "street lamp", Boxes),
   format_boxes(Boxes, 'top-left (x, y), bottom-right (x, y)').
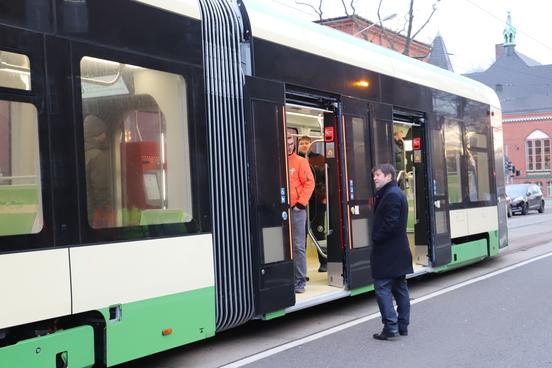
top-left (353, 13), bottom-right (397, 37)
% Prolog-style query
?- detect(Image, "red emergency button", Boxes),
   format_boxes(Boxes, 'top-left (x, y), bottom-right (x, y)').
top-left (325, 127), bottom-right (334, 142)
top-left (413, 137), bottom-right (421, 150)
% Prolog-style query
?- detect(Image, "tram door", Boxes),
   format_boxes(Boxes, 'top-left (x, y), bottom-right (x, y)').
top-left (393, 112), bottom-right (452, 267)
top-left (340, 97), bottom-right (374, 289)
top-left (244, 76), bottom-right (295, 314)
top-left (392, 114), bottom-right (428, 267)
top-left (426, 116), bottom-right (452, 266)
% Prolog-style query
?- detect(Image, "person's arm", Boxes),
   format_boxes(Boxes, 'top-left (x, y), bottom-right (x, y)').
top-left (295, 159), bottom-right (315, 208)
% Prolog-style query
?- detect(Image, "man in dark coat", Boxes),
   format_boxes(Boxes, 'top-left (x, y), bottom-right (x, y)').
top-left (370, 163), bottom-right (413, 340)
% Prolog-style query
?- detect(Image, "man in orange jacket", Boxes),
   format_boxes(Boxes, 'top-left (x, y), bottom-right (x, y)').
top-left (287, 134), bottom-right (315, 293)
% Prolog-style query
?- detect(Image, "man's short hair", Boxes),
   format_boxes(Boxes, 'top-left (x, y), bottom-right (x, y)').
top-left (298, 135), bottom-right (312, 143)
top-left (372, 163), bottom-right (397, 181)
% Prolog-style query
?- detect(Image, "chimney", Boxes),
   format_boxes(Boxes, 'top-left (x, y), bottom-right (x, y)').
top-left (495, 44), bottom-right (504, 60)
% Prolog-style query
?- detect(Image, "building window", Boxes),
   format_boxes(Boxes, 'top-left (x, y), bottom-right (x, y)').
top-left (547, 181), bottom-right (552, 197)
top-left (526, 130), bottom-right (550, 172)
top-left (80, 56), bottom-right (193, 229)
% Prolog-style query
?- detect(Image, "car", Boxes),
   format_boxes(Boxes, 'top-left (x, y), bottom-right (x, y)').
top-left (505, 183), bottom-right (545, 215)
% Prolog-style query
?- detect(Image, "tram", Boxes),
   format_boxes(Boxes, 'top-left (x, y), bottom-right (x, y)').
top-left (0, 0), bottom-right (508, 366)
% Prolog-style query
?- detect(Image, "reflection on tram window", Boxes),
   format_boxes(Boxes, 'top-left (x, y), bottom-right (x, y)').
top-left (0, 50), bottom-right (31, 91)
top-left (444, 119), bottom-right (463, 204)
top-left (80, 56), bottom-right (193, 229)
top-left (0, 100), bottom-right (43, 236)
top-left (466, 130), bottom-right (491, 202)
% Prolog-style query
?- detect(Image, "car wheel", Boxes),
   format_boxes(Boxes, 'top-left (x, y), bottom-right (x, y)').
top-left (521, 202), bottom-right (529, 215)
top-left (538, 201), bottom-right (545, 213)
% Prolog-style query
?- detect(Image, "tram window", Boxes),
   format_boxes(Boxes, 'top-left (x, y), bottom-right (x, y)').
top-left (0, 100), bottom-right (43, 236)
top-left (350, 117), bottom-right (370, 200)
top-left (444, 119), bottom-right (463, 204)
top-left (0, 50), bottom-right (31, 91)
top-left (79, 56), bottom-right (193, 229)
top-left (466, 131), bottom-right (491, 202)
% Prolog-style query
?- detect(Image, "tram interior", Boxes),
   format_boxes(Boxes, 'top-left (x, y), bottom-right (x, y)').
top-left (80, 56), bottom-right (193, 229)
top-left (392, 121), bottom-right (429, 272)
top-left (0, 50), bottom-right (43, 236)
top-left (286, 104), bottom-right (339, 300)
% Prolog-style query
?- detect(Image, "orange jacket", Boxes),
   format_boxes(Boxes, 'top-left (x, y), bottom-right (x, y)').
top-left (288, 152), bottom-right (315, 207)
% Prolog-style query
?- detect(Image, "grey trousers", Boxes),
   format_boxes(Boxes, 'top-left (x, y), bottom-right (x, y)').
top-left (291, 208), bottom-right (307, 286)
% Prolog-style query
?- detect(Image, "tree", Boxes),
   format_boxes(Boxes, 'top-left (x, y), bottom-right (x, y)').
top-left (295, 0), bottom-right (359, 19)
top-left (295, 0), bottom-right (324, 21)
top-left (374, 0), bottom-right (440, 56)
top-left (295, 0), bottom-right (441, 58)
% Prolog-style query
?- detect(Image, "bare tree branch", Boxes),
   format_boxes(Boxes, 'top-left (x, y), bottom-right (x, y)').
top-left (340, 0), bottom-right (350, 16)
top-left (376, 0), bottom-right (398, 51)
top-left (403, 0), bottom-right (415, 55)
top-left (295, 0), bottom-right (324, 20)
top-left (411, 0), bottom-right (440, 40)
top-left (350, 0), bottom-right (357, 15)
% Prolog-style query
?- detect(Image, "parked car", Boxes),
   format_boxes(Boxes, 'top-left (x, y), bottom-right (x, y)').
top-left (505, 184), bottom-right (545, 215)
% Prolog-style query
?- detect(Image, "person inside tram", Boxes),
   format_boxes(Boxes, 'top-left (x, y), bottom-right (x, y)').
top-left (394, 129), bottom-right (408, 190)
top-left (394, 129), bottom-right (406, 172)
top-left (287, 134), bottom-right (315, 293)
top-left (297, 135), bottom-right (327, 272)
top-left (84, 114), bottom-right (114, 228)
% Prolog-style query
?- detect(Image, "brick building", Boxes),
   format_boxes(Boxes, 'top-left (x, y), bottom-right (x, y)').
top-left (318, 15), bottom-right (431, 60)
top-left (466, 13), bottom-right (552, 197)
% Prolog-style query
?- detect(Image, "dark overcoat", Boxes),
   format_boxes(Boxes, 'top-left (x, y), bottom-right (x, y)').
top-left (370, 180), bottom-right (413, 279)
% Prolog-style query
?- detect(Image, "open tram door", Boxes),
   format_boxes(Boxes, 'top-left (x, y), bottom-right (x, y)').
top-left (425, 115), bottom-right (452, 267)
top-left (244, 76), bottom-right (295, 315)
top-left (339, 97), bottom-right (375, 290)
top-left (392, 110), bottom-right (452, 268)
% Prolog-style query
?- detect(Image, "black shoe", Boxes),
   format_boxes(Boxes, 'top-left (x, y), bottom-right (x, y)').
top-left (318, 264), bottom-right (327, 272)
top-left (399, 329), bottom-right (408, 336)
top-left (372, 330), bottom-right (398, 340)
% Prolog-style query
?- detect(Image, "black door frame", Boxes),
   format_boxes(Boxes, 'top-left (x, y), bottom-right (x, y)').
top-left (425, 114), bottom-right (452, 266)
top-left (244, 76), bottom-right (295, 315)
top-left (340, 96), bottom-right (374, 290)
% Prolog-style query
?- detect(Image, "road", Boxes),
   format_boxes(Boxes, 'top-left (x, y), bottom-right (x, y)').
top-left (120, 204), bottom-right (552, 368)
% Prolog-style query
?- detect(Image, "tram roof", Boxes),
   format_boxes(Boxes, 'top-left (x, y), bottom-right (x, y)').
top-left (242, 0), bottom-right (500, 108)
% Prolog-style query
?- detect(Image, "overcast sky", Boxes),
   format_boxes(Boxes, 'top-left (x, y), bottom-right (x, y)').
top-left (269, 0), bottom-right (552, 74)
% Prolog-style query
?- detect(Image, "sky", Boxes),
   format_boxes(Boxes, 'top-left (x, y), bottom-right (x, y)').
top-left (268, 0), bottom-right (552, 74)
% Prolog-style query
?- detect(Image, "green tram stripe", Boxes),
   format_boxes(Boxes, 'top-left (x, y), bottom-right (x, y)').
top-left (101, 286), bottom-right (215, 367)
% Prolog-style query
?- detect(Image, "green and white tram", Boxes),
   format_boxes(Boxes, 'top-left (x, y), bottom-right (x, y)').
top-left (0, 0), bottom-right (507, 366)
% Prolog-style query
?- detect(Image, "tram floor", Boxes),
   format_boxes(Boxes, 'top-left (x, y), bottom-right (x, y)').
top-left (296, 240), bottom-right (340, 301)
top-left (297, 234), bottom-right (426, 301)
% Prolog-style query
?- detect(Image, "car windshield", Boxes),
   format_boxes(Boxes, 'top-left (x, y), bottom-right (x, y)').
top-left (506, 185), bottom-right (529, 197)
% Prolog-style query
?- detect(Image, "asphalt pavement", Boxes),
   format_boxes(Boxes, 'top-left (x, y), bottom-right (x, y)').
top-left (121, 205), bottom-right (552, 368)
top-left (242, 253), bottom-right (552, 368)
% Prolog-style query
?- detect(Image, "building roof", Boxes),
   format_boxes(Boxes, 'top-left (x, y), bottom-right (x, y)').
top-left (428, 34), bottom-right (454, 72)
top-left (465, 12), bottom-right (552, 114)
top-left (316, 14), bottom-right (432, 50)
top-left (466, 49), bottom-right (552, 114)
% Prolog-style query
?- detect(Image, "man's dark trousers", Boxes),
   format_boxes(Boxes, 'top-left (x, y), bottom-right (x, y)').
top-left (374, 276), bottom-right (410, 333)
